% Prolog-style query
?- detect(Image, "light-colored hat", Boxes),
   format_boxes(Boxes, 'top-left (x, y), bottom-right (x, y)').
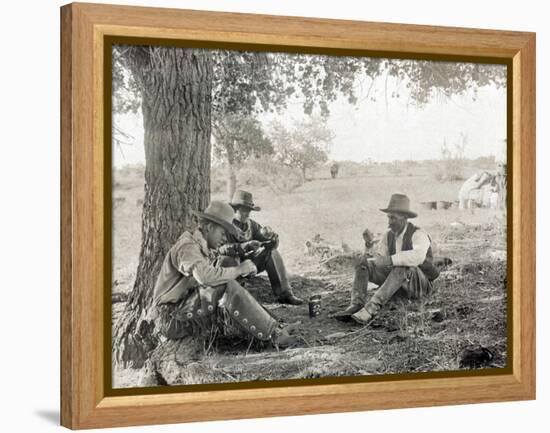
top-left (380, 193), bottom-right (417, 219)
top-left (192, 201), bottom-right (239, 236)
top-left (230, 190), bottom-right (261, 211)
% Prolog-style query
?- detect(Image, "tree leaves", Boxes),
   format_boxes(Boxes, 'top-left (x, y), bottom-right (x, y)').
top-left (113, 45), bottom-right (506, 169)
top-left (269, 116), bottom-right (334, 177)
top-left (114, 46), bottom-right (506, 120)
top-left (212, 114), bottom-right (273, 165)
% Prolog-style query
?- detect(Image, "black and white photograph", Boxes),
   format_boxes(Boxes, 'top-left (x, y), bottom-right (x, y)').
top-left (4, 0), bottom-right (548, 431)
top-left (110, 43), bottom-right (508, 388)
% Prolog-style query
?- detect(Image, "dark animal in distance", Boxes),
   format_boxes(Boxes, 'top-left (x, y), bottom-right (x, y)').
top-left (330, 163), bottom-right (339, 179)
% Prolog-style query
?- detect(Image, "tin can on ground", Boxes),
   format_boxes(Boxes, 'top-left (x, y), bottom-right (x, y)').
top-left (308, 295), bottom-right (322, 318)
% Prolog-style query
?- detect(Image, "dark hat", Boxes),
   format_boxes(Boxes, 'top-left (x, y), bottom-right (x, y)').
top-left (192, 201), bottom-right (239, 236)
top-left (230, 190), bottom-right (261, 211)
top-left (380, 193), bottom-right (417, 219)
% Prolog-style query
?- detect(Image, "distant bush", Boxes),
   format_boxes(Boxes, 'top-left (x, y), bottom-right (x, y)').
top-left (437, 161), bottom-right (467, 181)
top-left (117, 163), bottom-right (145, 178)
top-left (433, 164), bottom-right (465, 182)
top-left (333, 160), bottom-right (368, 177)
top-left (388, 161), bottom-right (404, 176)
top-left (210, 165), bottom-right (226, 193)
top-left (211, 158), bottom-right (304, 195)
top-left (433, 170), bottom-right (444, 182)
top-left (473, 155), bottom-right (496, 170)
top-left (435, 135), bottom-right (468, 182)
top-left (238, 157), bottom-right (304, 194)
top-left (113, 163), bottom-right (145, 190)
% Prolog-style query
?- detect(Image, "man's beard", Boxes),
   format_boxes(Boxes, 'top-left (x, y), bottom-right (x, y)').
top-left (389, 222), bottom-right (405, 234)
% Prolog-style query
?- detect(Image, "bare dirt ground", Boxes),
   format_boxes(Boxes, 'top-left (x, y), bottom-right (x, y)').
top-left (112, 164), bottom-right (507, 388)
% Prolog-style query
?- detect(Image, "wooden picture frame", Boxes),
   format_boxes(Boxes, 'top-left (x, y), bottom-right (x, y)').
top-left (60, 2), bottom-right (535, 429)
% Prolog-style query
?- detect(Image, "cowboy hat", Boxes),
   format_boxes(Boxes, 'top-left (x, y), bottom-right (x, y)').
top-left (380, 193), bottom-right (417, 219)
top-left (230, 190), bottom-right (261, 211)
top-left (192, 201), bottom-right (239, 236)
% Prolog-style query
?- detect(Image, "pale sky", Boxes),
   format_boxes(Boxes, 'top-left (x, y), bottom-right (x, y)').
top-left (326, 84), bottom-right (506, 162)
top-left (113, 62), bottom-right (507, 167)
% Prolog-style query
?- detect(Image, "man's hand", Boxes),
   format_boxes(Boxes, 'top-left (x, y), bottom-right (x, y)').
top-left (244, 240), bottom-right (261, 252)
top-left (374, 255), bottom-right (393, 267)
top-left (217, 244), bottom-right (240, 257)
top-left (268, 233), bottom-right (279, 249)
top-left (260, 226), bottom-right (278, 247)
top-left (238, 260), bottom-right (257, 277)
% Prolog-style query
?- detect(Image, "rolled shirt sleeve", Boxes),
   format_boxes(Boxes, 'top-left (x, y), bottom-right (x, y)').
top-left (391, 229), bottom-right (431, 267)
top-left (191, 261), bottom-right (241, 287)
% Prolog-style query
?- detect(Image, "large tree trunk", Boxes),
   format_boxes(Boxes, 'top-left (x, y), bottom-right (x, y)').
top-left (113, 46), bottom-right (213, 368)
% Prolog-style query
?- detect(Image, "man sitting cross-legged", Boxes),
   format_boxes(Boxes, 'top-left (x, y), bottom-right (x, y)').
top-left (217, 190), bottom-right (304, 306)
top-left (331, 193), bottom-right (441, 325)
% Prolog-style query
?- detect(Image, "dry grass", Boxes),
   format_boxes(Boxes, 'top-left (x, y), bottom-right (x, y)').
top-left (112, 163), bottom-right (507, 388)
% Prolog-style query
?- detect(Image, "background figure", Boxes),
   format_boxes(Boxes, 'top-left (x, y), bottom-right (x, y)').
top-left (458, 171), bottom-right (493, 209)
top-left (494, 161), bottom-right (507, 210)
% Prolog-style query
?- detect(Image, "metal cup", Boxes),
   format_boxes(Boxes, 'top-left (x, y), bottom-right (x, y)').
top-left (308, 295), bottom-right (322, 318)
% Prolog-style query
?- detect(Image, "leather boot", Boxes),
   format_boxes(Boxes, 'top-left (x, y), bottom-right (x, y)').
top-left (350, 258), bottom-right (372, 306)
top-left (271, 327), bottom-right (302, 349)
top-left (352, 267), bottom-right (408, 325)
top-left (332, 258), bottom-right (374, 322)
top-left (265, 249), bottom-right (304, 305)
top-left (351, 302), bottom-right (379, 325)
top-left (219, 280), bottom-right (278, 340)
top-left (330, 304), bottom-right (363, 322)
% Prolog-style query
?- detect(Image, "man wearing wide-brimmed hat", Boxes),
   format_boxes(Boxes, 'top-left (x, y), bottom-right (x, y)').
top-left (151, 200), bottom-right (299, 348)
top-left (219, 190), bottom-right (304, 305)
top-left (331, 193), bottom-right (440, 325)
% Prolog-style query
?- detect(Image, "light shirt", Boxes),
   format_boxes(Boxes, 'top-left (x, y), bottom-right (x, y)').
top-left (153, 229), bottom-right (241, 305)
top-left (376, 225), bottom-right (431, 267)
top-left (175, 229), bottom-right (241, 286)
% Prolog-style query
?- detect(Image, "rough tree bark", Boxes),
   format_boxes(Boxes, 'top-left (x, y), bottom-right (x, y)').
top-left (113, 46), bottom-right (213, 368)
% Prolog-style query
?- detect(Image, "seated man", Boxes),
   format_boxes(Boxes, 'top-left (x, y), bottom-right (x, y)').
top-left (218, 190), bottom-right (304, 305)
top-left (332, 193), bottom-right (440, 325)
top-left (151, 200), bottom-right (298, 347)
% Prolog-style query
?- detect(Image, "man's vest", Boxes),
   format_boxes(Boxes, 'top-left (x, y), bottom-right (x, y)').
top-left (387, 222), bottom-right (440, 281)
